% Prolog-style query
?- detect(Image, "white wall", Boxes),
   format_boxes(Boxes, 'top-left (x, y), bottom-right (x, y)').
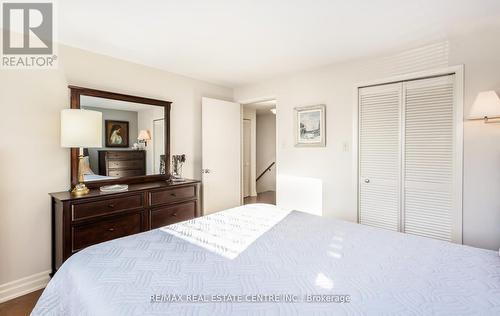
top-left (450, 30), bottom-right (500, 251)
top-left (256, 113), bottom-right (276, 193)
top-left (234, 29), bottom-right (500, 251)
top-left (0, 44), bottom-right (232, 293)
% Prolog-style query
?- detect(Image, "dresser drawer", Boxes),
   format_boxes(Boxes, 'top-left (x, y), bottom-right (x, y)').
top-left (72, 212), bottom-right (142, 251)
top-left (108, 160), bottom-right (144, 169)
top-left (107, 151), bottom-right (144, 160)
top-left (151, 200), bottom-right (196, 229)
top-left (108, 169), bottom-right (145, 177)
top-left (150, 186), bottom-right (196, 206)
top-left (72, 194), bottom-right (143, 220)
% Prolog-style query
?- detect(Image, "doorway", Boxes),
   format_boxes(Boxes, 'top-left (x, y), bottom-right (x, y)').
top-left (243, 119), bottom-right (252, 197)
top-left (241, 100), bottom-right (277, 205)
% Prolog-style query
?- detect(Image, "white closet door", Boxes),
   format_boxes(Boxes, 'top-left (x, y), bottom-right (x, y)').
top-left (359, 83), bottom-right (402, 231)
top-left (403, 75), bottom-right (458, 241)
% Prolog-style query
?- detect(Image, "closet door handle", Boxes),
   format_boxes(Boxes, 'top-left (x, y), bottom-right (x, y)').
top-left (364, 179), bottom-right (370, 184)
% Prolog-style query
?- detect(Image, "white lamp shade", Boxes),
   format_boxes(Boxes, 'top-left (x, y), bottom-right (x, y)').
top-left (138, 130), bottom-right (151, 141)
top-left (469, 90), bottom-right (500, 119)
top-left (61, 109), bottom-right (102, 148)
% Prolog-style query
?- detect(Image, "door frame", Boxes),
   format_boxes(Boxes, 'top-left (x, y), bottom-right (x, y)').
top-left (352, 65), bottom-right (464, 243)
top-left (242, 118), bottom-right (252, 197)
top-left (238, 96), bottom-right (278, 204)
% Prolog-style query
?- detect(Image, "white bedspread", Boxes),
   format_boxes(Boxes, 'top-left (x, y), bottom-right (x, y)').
top-left (33, 204), bottom-right (500, 315)
top-left (83, 174), bottom-right (117, 182)
top-left (161, 204), bottom-right (291, 259)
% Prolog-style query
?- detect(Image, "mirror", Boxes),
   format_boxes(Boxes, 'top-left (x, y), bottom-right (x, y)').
top-left (69, 86), bottom-right (171, 187)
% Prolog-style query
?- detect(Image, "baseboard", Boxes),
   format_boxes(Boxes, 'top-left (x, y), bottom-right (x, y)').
top-left (0, 270), bottom-right (50, 303)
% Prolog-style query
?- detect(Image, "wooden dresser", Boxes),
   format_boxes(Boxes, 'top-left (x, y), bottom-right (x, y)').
top-left (98, 150), bottom-right (146, 177)
top-left (49, 180), bottom-right (200, 276)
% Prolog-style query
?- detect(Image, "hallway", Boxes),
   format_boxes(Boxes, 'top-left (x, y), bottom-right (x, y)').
top-left (243, 191), bottom-right (276, 205)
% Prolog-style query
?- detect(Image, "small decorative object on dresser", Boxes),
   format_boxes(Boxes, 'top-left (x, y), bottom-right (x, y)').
top-left (171, 154), bottom-right (186, 182)
top-left (100, 184), bottom-right (129, 192)
top-left (49, 180), bottom-right (201, 276)
top-left (294, 104), bottom-right (326, 147)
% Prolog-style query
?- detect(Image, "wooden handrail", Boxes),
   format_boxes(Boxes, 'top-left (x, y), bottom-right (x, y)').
top-left (256, 162), bottom-right (275, 181)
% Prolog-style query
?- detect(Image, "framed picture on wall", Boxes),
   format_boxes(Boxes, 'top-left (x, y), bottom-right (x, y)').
top-left (105, 120), bottom-right (129, 147)
top-left (294, 104), bottom-right (326, 147)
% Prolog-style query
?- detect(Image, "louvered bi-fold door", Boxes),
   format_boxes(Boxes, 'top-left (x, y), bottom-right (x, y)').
top-left (359, 83), bottom-right (402, 231)
top-left (403, 75), bottom-right (457, 241)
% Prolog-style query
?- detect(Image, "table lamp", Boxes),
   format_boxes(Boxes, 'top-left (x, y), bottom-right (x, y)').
top-left (137, 129), bottom-right (151, 147)
top-left (61, 109), bottom-right (103, 195)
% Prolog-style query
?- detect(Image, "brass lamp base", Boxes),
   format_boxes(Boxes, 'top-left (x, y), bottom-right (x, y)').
top-left (72, 150), bottom-right (90, 196)
top-left (71, 182), bottom-right (90, 196)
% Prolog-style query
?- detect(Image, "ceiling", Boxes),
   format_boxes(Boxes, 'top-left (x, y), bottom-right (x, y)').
top-left (81, 96), bottom-right (159, 112)
top-left (59, 0), bottom-right (500, 87)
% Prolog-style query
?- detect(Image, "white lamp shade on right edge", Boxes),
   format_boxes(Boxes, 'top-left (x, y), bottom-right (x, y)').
top-left (61, 109), bottom-right (103, 148)
top-left (469, 90), bottom-right (500, 119)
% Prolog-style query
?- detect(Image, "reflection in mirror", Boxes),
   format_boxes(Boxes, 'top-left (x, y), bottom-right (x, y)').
top-left (80, 96), bottom-right (165, 182)
top-left (153, 119), bottom-right (165, 174)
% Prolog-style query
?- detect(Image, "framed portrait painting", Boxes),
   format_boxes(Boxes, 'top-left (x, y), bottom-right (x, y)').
top-left (105, 120), bottom-right (129, 147)
top-left (294, 104), bottom-right (326, 147)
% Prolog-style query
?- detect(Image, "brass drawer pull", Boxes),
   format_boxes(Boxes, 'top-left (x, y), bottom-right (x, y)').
top-left (172, 213), bottom-right (178, 217)
top-left (108, 227), bottom-right (115, 232)
top-left (108, 204), bottom-right (115, 208)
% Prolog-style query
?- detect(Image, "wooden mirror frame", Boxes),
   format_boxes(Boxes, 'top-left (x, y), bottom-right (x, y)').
top-left (69, 85), bottom-right (171, 189)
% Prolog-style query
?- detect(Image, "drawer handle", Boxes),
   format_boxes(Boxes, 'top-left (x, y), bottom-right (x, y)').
top-left (108, 227), bottom-right (115, 232)
top-left (108, 204), bottom-right (115, 208)
top-left (170, 193), bottom-right (177, 197)
top-left (172, 213), bottom-right (178, 217)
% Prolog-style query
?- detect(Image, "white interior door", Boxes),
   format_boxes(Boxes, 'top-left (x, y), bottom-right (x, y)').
top-left (243, 119), bottom-right (251, 197)
top-left (202, 97), bottom-right (241, 215)
top-left (403, 75), bottom-right (460, 242)
top-left (359, 83), bottom-right (402, 232)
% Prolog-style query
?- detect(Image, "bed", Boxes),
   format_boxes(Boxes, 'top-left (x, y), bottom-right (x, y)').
top-left (32, 204), bottom-right (500, 315)
top-left (83, 174), bottom-right (117, 182)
